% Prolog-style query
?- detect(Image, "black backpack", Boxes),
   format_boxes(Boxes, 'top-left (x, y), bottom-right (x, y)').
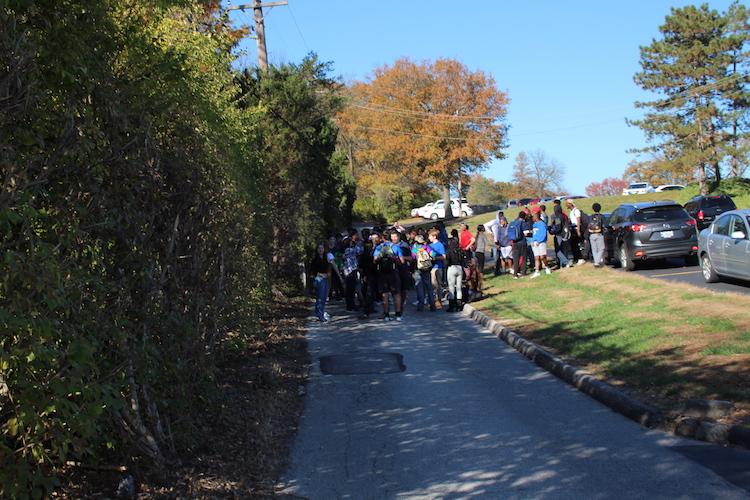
top-left (588, 213), bottom-right (604, 234)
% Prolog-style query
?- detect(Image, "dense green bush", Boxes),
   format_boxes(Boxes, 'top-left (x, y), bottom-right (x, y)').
top-left (0, 1), bottom-right (351, 497)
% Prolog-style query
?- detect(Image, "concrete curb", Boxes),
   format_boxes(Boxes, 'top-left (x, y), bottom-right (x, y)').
top-left (461, 303), bottom-right (750, 449)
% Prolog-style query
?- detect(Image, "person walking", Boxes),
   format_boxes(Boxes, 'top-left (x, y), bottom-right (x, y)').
top-left (411, 235), bottom-right (436, 312)
top-left (474, 224), bottom-right (488, 292)
top-left (588, 203), bottom-right (606, 268)
top-left (428, 229), bottom-right (446, 309)
top-left (445, 238), bottom-right (464, 312)
top-left (566, 199), bottom-right (586, 265)
top-left (550, 205), bottom-right (572, 269)
top-left (530, 211), bottom-right (551, 278)
top-left (509, 212), bottom-right (529, 278)
top-left (310, 242), bottom-right (331, 322)
top-left (343, 234), bottom-right (364, 312)
top-left (373, 231), bottom-right (405, 321)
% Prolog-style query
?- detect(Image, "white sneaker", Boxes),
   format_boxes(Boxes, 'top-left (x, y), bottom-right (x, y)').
top-left (530, 271), bottom-right (540, 279)
top-left (544, 267), bottom-right (551, 275)
top-left (577, 259), bottom-right (586, 265)
top-left (323, 312), bottom-right (331, 321)
top-left (566, 262), bottom-right (573, 268)
top-left (395, 315), bottom-right (403, 322)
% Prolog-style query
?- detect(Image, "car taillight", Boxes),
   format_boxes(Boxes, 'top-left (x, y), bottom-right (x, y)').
top-left (697, 210), bottom-right (704, 220)
top-left (686, 219), bottom-right (696, 227)
top-left (630, 224), bottom-right (647, 232)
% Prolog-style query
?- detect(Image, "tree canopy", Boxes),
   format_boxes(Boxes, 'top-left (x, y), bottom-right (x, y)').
top-left (337, 57), bottom-right (509, 220)
top-left (630, 2), bottom-right (750, 193)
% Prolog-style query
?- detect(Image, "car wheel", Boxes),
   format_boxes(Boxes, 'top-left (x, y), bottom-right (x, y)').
top-left (430, 213), bottom-right (438, 220)
top-left (461, 211), bottom-right (468, 217)
top-left (620, 245), bottom-right (636, 271)
top-left (701, 254), bottom-right (719, 283)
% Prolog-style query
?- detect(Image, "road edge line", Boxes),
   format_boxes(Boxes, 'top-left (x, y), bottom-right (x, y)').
top-left (461, 303), bottom-right (750, 450)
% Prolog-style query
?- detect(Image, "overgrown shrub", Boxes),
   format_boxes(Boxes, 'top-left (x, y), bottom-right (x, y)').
top-left (0, 1), bottom-right (350, 497)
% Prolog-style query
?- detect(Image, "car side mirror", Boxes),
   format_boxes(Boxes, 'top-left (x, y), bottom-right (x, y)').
top-left (731, 231), bottom-right (746, 240)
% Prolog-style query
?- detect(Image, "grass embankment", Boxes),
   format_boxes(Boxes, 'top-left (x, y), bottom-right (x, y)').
top-left (458, 178), bottom-right (750, 231)
top-left (477, 266), bottom-right (750, 424)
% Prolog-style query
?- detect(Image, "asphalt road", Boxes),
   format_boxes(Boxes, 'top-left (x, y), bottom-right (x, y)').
top-left (280, 301), bottom-right (750, 499)
top-left (617, 257), bottom-right (750, 296)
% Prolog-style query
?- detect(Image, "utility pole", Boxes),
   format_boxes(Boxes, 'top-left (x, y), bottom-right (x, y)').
top-left (226, 1), bottom-right (288, 71)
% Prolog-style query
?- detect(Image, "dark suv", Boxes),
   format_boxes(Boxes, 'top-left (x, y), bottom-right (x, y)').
top-left (683, 194), bottom-right (737, 230)
top-left (604, 201), bottom-right (698, 271)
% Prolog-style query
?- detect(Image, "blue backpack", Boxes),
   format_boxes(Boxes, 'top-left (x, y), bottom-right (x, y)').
top-left (506, 220), bottom-right (520, 242)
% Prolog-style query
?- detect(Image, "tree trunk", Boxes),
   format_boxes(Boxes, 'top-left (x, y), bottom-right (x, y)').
top-left (442, 184), bottom-right (453, 221)
top-left (698, 164), bottom-right (707, 196)
top-left (713, 161), bottom-right (721, 185)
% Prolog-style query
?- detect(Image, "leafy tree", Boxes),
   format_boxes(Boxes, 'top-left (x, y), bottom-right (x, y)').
top-left (466, 174), bottom-right (514, 205)
top-left (630, 3), bottom-right (750, 194)
top-left (0, 2), bottom-right (350, 496)
top-left (235, 57), bottom-right (355, 281)
top-left (585, 177), bottom-right (629, 197)
top-left (338, 57), bottom-right (509, 220)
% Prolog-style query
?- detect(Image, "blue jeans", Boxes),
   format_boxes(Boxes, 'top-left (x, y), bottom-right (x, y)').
top-left (555, 235), bottom-right (570, 266)
top-left (314, 275), bottom-right (328, 320)
top-left (415, 269), bottom-right (435, 310)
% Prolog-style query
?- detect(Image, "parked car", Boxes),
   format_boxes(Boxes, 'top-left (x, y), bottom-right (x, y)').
top-left (539, 197), bottom-right (555, 204)
top-left (604, 201), bottom-right (698, 271)
top-left (655, 184), bottom-right (685, 192)
top-left (699, 209), bottom-right (750, 283)
top-left (425, 199), bottom-right (474, 219)
top-left (507, 199), bottom-right (519, 208)
top-left (412, 202), bottom-right (434, 218)
top-left (518, 197), bottom-right (533, 206)
top-left (683, 194), bottom-right (737, 231)
top-left (622, 182), bottom-right (655, 195)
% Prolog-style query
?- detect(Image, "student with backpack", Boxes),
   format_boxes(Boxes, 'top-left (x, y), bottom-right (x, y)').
top-left (444, 237), bottom-right (465, 312)
top-left (530, 211), bottom-right (552, 278)
top-left (550, 204), bottom-right (573, 268)
top-left (427, 229), bottom-right (446, 309)
top-left (588, 203), bottom-right (606, 268)
top-left (508, 212), bottom-right (529, 278)
top-left (310, 242), bottom-right (332, 322)
top-left (411, 234), bottom-right (436, 311)
top-left (373, 230), bottom-right (405, 321)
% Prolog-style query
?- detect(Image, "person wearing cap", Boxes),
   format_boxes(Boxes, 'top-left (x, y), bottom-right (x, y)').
top-left (411, 234), bottom-right (436, 311)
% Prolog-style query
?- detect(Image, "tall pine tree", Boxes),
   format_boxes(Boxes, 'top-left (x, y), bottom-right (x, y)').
top-left (631, 3), bottom-right (749, 194)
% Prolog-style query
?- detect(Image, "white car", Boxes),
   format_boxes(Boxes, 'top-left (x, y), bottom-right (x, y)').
top-left (414, 202), bottom-right (434, 218)
top-left (425, 199), bottom-right (474, 219)
top-left (622, 182), bottom-right (655, 195)
top-left (655, 184), bottom-right (686, 192)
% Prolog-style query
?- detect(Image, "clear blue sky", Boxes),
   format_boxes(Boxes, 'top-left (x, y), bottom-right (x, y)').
top-left (228, 1), bottom-right (738, 194)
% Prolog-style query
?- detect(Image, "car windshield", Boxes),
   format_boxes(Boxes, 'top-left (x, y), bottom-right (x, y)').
top-left (703, 197), bottom-right (736, 210)
top-left (634, 205), bottom-right (687, 222)
top-left (662, 186), bottom-right (680, 191)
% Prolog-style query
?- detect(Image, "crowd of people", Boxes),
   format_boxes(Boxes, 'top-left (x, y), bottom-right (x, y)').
top-left (309, 198), bottom-right (607, 323)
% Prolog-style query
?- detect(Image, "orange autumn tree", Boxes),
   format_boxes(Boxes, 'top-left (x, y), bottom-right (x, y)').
top-left (338, 58), bottom-right (509, 220)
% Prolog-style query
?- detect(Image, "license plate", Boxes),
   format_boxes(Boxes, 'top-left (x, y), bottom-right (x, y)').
top-left (660, 230), bottom-right (674, 238)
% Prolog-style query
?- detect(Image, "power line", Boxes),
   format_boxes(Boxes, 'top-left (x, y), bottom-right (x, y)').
top-left (348, 101), bottom-right (498, 121)
top-left (347, 124), bottom-right (493, 141)
top-left (287, 3), bottom-right (310, 52)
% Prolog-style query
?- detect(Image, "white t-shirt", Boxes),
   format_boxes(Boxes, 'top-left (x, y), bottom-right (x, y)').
top-left (569, 207), bottom-right (582, 227)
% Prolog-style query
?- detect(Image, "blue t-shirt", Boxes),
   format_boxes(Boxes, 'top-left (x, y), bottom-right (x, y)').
top-left (428, 241), bottom-right (446, 269)
top-left (374, 242), bottom-right (404, 261)
top-left (532, 221), bottom-right (548, 243)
